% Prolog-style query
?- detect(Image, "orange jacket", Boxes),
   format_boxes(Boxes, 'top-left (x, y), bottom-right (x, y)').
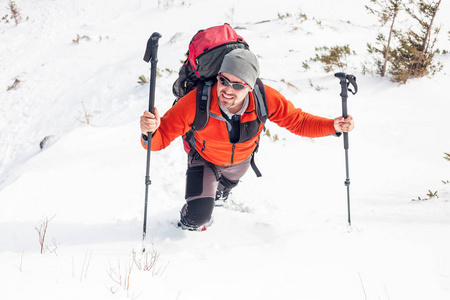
top-left (142, 83), bottom-right (336, 166)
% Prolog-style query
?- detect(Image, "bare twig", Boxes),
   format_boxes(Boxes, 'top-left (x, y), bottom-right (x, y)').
top-left (133, 241), bottom-right (160, 272)
top-left (125, 260), bottom-right (133, 297)
top-left (81, 102), bottom-right (91, 125)
top-left (8, 0), bottom-right (21, 25)
top-left (80, 250), bottom-right (92, 282)
top-left (107, 257), bottom-right (134, 296)
top-left (35, 215), bottom-right (56, 254)
top-left (358, 272), bottom-right (368, 300)
top-left (46, 237), bottom-right (59, 256)
top-left (17, 250), bottom-right (24, 272)
top-left (384, 284), bottom-right (391, 300)
top-left (7, 78), bottom-right (20, 91)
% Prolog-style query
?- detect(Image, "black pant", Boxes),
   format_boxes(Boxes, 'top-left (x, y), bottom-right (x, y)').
top-left (180, 155), bottom-right (252, 227)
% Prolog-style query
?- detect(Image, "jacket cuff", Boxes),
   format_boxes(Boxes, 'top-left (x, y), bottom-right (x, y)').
top-left (141, 134), bottom-right (148, 148)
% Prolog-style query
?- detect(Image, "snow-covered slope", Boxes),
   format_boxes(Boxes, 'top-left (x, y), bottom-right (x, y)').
top-left (1, 1), bottom-right (450, 299)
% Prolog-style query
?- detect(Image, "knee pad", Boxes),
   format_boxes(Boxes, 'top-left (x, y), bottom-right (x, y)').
top-left (180, 197), bottom-right (214, 228)
top-left (218, 175), bottom-right (239, 192)
top-left (185, 165), bottom-right (204, 198)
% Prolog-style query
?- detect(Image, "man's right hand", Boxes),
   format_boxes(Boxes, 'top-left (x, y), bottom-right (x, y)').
top-left (140, 108), bottom-right (161, 136)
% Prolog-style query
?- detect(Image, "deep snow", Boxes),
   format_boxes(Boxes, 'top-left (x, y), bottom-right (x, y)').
top-left (1, 0), bottom-right (450, 299)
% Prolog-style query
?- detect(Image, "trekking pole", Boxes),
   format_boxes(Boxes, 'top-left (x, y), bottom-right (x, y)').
top-left (334, 72), bottom-right (357, 226)
top-left (142, 32), bottom-right (162, 252)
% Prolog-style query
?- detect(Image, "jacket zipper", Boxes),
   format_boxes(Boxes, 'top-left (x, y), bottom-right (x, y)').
top-left (230, 143), bottom-right (235, 165)
top-left (201, 140), bottom-right (206, 152)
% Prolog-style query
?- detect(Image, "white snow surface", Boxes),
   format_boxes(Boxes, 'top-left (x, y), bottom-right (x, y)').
top-left (1, 0), bottom-right (450, 299)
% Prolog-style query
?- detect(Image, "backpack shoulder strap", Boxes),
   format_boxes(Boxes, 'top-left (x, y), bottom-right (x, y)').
top-left (192, 79), bottom-right (215, 131)
top-left (253, 78), bottom-right (268, 124)
top-left (184, 79), bottom-right (214, 156)
top-left (249, 78), bottom-right (268, 178)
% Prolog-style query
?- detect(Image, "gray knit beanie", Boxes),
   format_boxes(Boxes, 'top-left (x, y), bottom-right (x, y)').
top-left (219, 49), bottom-right (260, 89)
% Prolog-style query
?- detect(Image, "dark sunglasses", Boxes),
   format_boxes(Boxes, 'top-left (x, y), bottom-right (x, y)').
top-left (218, 75), bottom-right (248, 91)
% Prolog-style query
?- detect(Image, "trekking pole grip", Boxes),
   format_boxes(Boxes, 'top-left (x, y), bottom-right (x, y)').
top-left (334, 72), bottom-right (349, 118)
top-left (143, 32), bottom-right (162, 63)
top-left (144, 32), bottom-right (162, 113)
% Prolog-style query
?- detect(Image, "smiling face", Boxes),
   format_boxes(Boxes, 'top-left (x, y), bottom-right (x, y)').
top-left (216, 72), bottom-right (252, 113)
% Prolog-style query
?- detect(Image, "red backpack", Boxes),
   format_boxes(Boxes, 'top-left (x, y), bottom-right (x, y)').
top-left (172, 23), bottom-right (249, 98)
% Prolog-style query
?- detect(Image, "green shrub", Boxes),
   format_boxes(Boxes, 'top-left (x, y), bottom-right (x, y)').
top-left (313, 45), bottom-right (355, 73)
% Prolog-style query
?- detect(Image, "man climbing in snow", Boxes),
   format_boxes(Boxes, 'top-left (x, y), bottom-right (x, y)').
top-left (140, 49), bottom-right (354, 231)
